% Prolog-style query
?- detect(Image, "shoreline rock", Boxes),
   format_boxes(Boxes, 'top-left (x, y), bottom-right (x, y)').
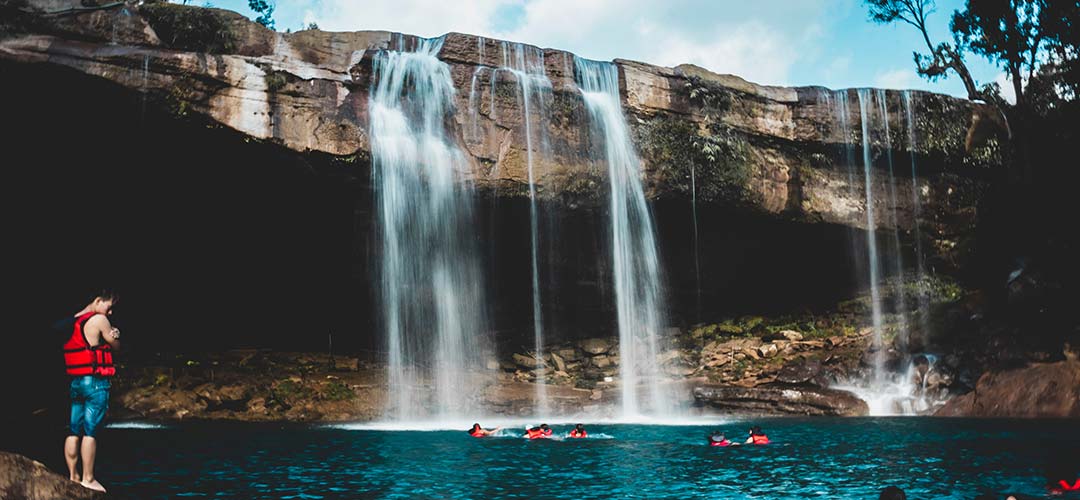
top-left (693, 384), bottom-right (869, 416)
top-left (0, 451), bottom-right (102, 500)
top-left (935, 361), bottom-right (1080, 418)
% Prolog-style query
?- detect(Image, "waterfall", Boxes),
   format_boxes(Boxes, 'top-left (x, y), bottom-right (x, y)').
top-left (690, 164), bottom-right (701, 322)
top-left (499, 41), bottom-right (553, 415)
top-left (369, 37), bottom-right (489, 419)
top-left (903, 91), bottom-right (933, 341)
top-left (574, 57), bottom-right (671, 417)
top-left (876, 89), bottom-right (910, 353)
top-left (856, 89), bottom-right (886, 385)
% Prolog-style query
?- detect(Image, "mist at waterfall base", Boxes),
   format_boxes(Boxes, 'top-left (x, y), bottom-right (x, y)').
top-left (3, 419), bottom-right (1080, 499)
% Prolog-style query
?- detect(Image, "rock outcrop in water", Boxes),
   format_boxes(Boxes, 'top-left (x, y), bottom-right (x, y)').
top-left (0, 0), bottom-right (1004, 244)
top-left (693, 384), bottom-right (869, 416)
top-left (935, 361), bottom-right (1080, 418)
top-left (0, 451), bottom-right (102, 500)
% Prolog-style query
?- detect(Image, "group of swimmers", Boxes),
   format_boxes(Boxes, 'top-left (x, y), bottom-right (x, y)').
top-left (468, 423), bottom-right (768, 445)
top-left (468, 423), bottom-right (588, 439)
top-left (707, 425), bottom-right (770, 447)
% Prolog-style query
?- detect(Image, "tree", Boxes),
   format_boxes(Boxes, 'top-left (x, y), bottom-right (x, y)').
top-left (248, 0), bottom-right (274, 30)
top-left (865, 0), bottom-right (991, 103)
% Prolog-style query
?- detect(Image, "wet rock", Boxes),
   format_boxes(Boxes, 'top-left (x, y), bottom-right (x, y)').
top-left (936, 361), bottom-right (1080, 417)
top-left (579, 338), bottom-right (612, 355)
top-left (693, 384), bottom-right (868, 416)
top-left (775, 360), bottom-right (829, 387)
top-left (0, 2), bottom-right (999, 237)
top-left (757, 343), bottom-right (779, 358)
top-left (742, 348), bottom-right (761, 360)
top-left (550, 351), bottom-right (567, 372)
top-left (512, 353), bottom-right (542, 369)
top-left (553, 347), bottom-right (581, 362)
top-left (0, 451), bottom-right (102, 500)
top-left (826, 336), bottom-right (845, 349)
top-left (592, 355), bottom-right (612, 368)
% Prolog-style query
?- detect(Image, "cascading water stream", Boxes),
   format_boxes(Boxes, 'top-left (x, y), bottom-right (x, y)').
top-left (903, 91), bottom-right (933, 339)
top-left (856, 89), bottom-right (886, 386)
top-left (690, 164), bottom-right (702, 322)
top-left (369, 37), bottom-right (489, 420)
top-left (876, 89), bottom-right (910, 353)
top-left (499, 41), bottom-right (553, 415)
top-left (574, 57), bottom-right (671, 417)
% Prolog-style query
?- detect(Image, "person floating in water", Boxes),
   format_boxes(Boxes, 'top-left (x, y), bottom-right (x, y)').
top-left (708, 431), bottom-right (731, 447)
top-left (745, 426), bottom-right (769, 445)
top-left (467, 423), bottom-right (500, 437)
top-left (525, 424), bottom-right (552, 439)
top-left (569, 424), bottom-right (587, 438)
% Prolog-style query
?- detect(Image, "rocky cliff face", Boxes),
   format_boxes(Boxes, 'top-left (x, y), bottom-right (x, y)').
top-left (0, 0), bottom-right (1005, 243)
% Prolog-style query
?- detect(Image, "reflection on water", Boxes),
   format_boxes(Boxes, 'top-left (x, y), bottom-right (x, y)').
top-left (11, 418), bottom-right (1080, 499)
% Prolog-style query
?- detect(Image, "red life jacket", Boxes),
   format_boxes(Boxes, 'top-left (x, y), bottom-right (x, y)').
top-left (710, 439), bottom-right (731, 447)
top-left (526, 428), bottom-right (551, 439)
top-left (1059, 479), bottom-right (1080, 491)
top-left (62, 312), bottom-right (115, 377)
top-left (469, 428), bottom-right (485, 437)
top-left (751, 434), bottom-right (769, 445)
top-left (570, 430), bottom-right (587, 438)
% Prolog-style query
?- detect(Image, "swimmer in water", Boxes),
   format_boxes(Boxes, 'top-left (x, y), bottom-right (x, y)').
top-left (745, 426), bottom-right (769, 445)
top-left (467, 423), bottom-right (500, 437)
top-left (569, 424), bottom-right (587, 438)
top-left (708, 431), bottom-right (731, 447)
top-left (525, 423), bottom-right (553, 439)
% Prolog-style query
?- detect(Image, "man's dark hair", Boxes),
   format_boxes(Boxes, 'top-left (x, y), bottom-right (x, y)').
top-left (88, 288), bottom-right (120, 305)
top-left (879, 486), bottom-right (907, 500)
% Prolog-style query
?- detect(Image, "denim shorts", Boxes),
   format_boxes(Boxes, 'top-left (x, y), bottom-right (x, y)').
top-left (70, 376), bottom-right (110, 437)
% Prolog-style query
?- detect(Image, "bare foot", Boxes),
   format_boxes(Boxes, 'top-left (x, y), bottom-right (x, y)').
top-left (69, 475), bottom-right (81, 482)
top-left (80, 479), bottom-right (106, 493)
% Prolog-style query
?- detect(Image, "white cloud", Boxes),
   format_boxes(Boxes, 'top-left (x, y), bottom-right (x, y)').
top-left (874, 68), bottom-right (919, 90)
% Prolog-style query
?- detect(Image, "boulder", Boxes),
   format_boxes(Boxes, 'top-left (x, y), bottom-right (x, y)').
top-left (779, 330), bottom-right (804, 341)
top-left (0, 451), bottom-right (102, 500)
top-left (553, 347), bottom-right (581, 362)
top-left (935, 361), bottom-right (1080, 418)
top-left (693, 384), bottom-right (868, 416)
top-left (592, 355), bottom-right (612, 368)
top-left (550, 351), bottom-right (567, 372)
top-left (512, 353), bottom-right (542, 369)
top-left (579, 338), bottom-right (612, 355)
top-left (775, 360), bottom-right (829, 387)
top-left (757, 343), bottom-right (779, 358)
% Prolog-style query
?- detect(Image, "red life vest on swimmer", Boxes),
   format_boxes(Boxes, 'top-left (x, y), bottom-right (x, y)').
top-left (751, 434), bottom-right (769, 445)
top-left (63, 312), bottom-right (115, 377)
top-left (1059, 479), bottom-right (1080, 491)
top-left (469, 428), bottom-right (485, 437)
top-left (710, 439), bottom-right (731, 447)
top-left (527, 428), bottom-right (552, 439)
top-left (570, 429), bottom-right (587, 438)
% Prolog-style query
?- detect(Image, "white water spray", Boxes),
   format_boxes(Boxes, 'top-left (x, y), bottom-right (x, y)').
top-left (369, 37), bottom-right (489, 419)
top-left (574, 57), bottom-right (672, 417)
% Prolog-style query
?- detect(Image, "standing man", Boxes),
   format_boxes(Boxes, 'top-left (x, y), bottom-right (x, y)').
top-left (62, 290), bottom-right (120, 493)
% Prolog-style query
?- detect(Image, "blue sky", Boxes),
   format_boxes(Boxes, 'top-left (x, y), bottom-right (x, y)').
top-left (197, 0), bottom-right (1010, 101)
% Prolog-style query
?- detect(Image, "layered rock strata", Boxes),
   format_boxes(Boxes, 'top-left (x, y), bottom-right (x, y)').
top-left (0, 0), bottom-right (1005, 243)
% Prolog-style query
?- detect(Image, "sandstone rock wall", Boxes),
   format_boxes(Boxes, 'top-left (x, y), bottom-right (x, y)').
top-left (0, 0), bottom-right (1006, 240)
